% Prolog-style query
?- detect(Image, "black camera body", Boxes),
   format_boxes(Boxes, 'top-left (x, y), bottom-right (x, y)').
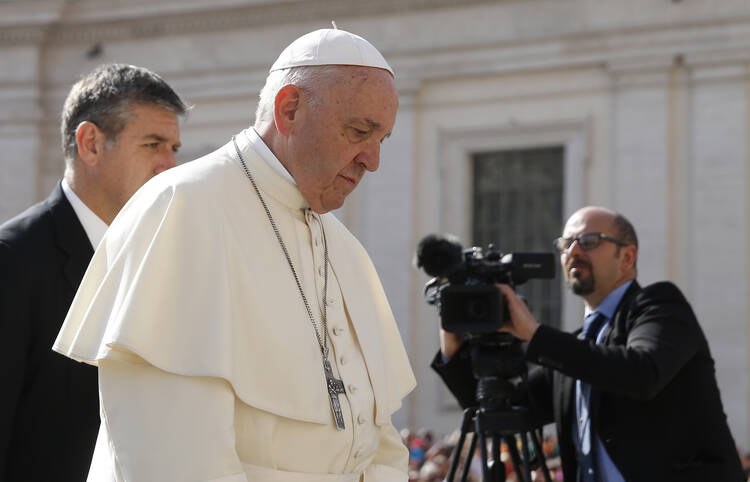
top-left (416, 234), bottom-right (555, 334)
top-left (418, 234), bottom-right (556, 478)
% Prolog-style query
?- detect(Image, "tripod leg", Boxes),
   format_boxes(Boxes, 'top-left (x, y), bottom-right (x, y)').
top-left (459, 431), bottom-right (478, 482)
top-left (529, 429), bottom-right (552, 482)
top-left (446, 432), bottom-right (465, 482)
top-left (475, 414), bottom-right (490, 482)
top-left (504, 435), bottom-right (526, 482)
top-left (475, 412), bottom-right (508, 482)
top-left (447, 408), bottom-right (476, 482)
top-left (478, 428), bottom-right (490, 481)
top-left (490, 435), bottom-right (505, 482)
top-left (520, 432), bottom-right (533, 482)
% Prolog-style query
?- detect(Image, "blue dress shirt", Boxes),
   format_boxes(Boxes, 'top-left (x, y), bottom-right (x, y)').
top-left (574, 280), bottom-right (633, 482)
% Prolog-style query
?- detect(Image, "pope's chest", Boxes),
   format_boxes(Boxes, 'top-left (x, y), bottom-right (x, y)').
top-left (233, 204), bottom-right (360, 347)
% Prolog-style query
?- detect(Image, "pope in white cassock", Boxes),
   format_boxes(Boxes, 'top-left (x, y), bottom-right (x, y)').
top-left (53, 28), bottom-right (416, 482)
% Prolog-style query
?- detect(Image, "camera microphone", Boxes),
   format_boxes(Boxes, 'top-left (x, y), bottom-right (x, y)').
top-left (415, 234), bottom-right (463, 278)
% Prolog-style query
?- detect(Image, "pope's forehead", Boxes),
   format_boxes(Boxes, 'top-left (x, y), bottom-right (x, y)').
top-left (334, 66), bottom-right (395, 91)
top-left (326, 68), bottom-right (398, 111)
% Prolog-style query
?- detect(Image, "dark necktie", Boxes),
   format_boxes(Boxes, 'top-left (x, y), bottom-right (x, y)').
top-left (577, 311), bottom-right (607, 482)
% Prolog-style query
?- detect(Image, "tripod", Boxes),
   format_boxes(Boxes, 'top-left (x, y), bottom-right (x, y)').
top-left (446, 335), bottom-right (552, 482)
top-left (446, 404), bottom-right (551, 482)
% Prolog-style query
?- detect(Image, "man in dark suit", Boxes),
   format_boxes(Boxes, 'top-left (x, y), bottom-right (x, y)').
top-left (433, 206), bottom-right (744, 481)
top-left (0, 63), bottom-right (186, 481)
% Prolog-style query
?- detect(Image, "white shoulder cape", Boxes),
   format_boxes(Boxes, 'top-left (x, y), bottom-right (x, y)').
top-left (54, 135), bottom-right (415, 426)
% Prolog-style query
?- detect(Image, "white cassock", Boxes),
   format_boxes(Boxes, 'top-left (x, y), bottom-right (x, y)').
top-left (53, 128), bottom-right (416, 482)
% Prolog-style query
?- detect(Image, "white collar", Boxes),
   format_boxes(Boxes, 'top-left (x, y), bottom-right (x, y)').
top-left (244, 127), bottom-right (296, 186)
top-left (61, 178), bottom-right (108, 249)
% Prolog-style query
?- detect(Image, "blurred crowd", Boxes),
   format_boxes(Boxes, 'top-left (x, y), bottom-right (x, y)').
top-left (401, 427), bottom-right (562, 482)
top-left (742, 451), bottom-right (750, 482)
top-left (402, 427), bottom-right (750, 481)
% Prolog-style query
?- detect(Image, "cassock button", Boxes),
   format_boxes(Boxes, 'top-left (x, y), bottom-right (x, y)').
top-left (353, 450), bottom-right (362, 459)
top-left (332, 327), bottom-right (343, 336)
top-left (357, 414), bottom-right (366, 425)
top-left (325, 297), bottom-right (335, 306)
top-left (318, 266), bottom-right (326, 276)
top-left (339, 356), bottom-right (347, 365)
top-left (348, 384), bottom-right (358, 394)
top-left (314, 238), bottom-right (321, 247)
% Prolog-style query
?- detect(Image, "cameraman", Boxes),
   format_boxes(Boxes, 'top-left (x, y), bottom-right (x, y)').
top-left (432, 206), bottom-right (744, 482)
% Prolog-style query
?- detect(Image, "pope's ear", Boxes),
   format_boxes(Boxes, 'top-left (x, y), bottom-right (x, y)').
top-left (75, 121), bottom-right (106, 166)
top-left (273, 84), bottom-right (301, 136)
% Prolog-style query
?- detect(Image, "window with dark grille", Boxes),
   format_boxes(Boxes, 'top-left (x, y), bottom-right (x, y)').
top-left (472, 146), bottom-right (564, 329)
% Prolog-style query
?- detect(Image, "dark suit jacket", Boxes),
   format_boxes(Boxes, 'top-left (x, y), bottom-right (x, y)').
top-left (433, 281), bottom-right (744, 482)
top-left (0, 184), bottom-right (99, 481)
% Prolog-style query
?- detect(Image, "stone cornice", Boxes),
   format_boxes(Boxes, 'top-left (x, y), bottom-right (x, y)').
top-left (0, 26), bottom-right (48, 44)
top-left (0, 0), bottom-right (505, 45)
top-left (6, 0), bottom-right (750, 91)
top-left (389, 15), bottom-right (750, 85)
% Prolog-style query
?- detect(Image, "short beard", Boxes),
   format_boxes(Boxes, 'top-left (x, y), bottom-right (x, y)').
top-left (568, 275), bottom-right (594, 295)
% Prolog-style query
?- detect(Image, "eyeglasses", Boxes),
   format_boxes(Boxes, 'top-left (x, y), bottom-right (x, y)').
top-left (553, 232), bottom-right (628, 253)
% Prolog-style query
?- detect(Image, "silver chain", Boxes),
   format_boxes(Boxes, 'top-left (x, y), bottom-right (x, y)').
top-left (232, 136), bottom-right (330, 361)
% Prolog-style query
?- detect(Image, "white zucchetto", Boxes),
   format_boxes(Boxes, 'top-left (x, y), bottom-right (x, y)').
top-left (270, 28), bottom-right (393, 76)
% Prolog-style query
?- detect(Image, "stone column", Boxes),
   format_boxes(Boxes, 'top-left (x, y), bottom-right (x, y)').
top-left (686, 53), bottom-right (749, 450)
top-left (606, 55), bottom-right (673, 284)
top-left (0, 43), bottom-right (44, 222)
top-left (348, 79), bottom-right (420, 430)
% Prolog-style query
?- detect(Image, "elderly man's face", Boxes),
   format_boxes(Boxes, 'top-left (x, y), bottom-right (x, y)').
top-left (288, 67), bottom-right (398, 213)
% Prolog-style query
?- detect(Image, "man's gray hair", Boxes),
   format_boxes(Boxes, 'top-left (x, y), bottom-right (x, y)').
top-left (61, 63), bottom-right (187, 163)
top-left (254, 65), bottom-right (343, 124)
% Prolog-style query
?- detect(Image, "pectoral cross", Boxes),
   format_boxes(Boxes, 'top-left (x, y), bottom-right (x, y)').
top-left (324, 359), bottom-right (346, 430)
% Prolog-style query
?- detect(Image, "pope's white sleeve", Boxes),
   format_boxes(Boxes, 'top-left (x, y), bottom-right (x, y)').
top-left (363, 423), bottom-right (409, 481)
top-left (98, 355), bottom-right (247, 482)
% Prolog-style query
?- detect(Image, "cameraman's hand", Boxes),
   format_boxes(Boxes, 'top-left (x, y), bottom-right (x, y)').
top-left (497, 284), bottom-right (540, 342)
top-left (439, 328), bottom-right (464, 362)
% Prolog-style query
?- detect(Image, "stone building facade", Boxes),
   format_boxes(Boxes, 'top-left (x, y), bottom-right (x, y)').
top-left (1, 0), bottom-right (749, 448)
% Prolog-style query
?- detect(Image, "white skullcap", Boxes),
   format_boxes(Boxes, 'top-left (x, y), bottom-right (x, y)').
top-left (270, 28), bottom-right (393, 76)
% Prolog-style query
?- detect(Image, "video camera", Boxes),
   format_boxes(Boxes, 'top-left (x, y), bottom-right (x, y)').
top-left (416, 234), bottom-right (557, 481)
top-left (415, 233), bottom-right (555, 334)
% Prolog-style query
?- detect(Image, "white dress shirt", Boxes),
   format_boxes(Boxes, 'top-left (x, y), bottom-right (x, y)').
top-left (61, 178), bottom-right (108, 248)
